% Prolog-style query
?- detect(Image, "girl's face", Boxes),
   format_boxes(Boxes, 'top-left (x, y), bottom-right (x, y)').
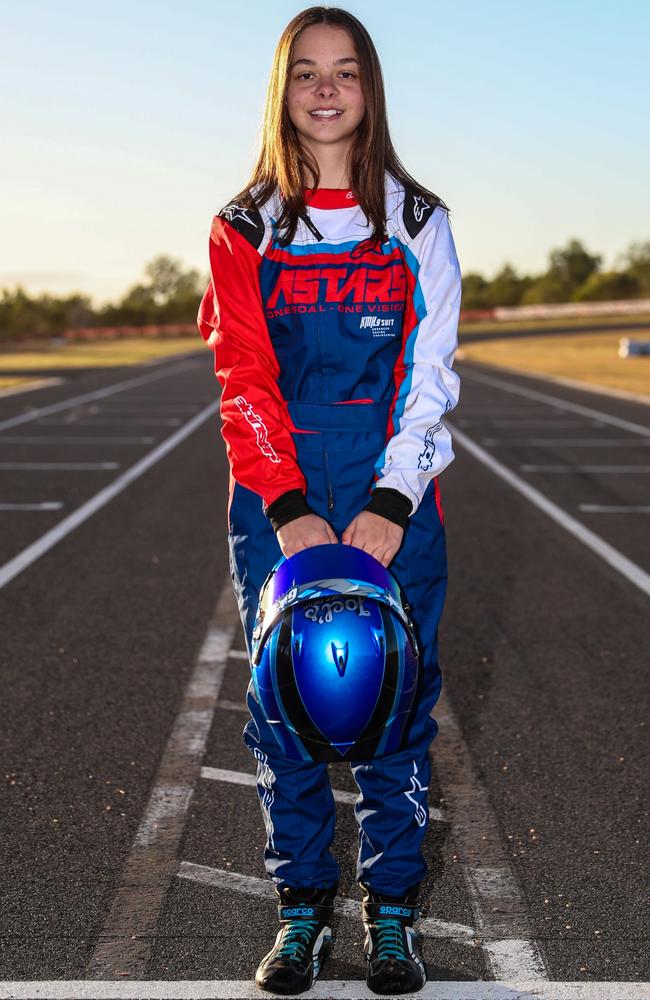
top-left (286, 24), bottom-right (366, 163)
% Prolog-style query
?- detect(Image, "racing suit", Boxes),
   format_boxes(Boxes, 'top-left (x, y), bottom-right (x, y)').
top-left (197, 172), bottom-right (462, 895)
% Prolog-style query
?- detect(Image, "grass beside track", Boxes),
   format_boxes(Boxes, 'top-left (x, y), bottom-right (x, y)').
top-left (457, 328), bottom-right (650, 398)
top-left (0, 337), bottom-right (206, 370)
top-left (458, 312), bottom-right (650, 336)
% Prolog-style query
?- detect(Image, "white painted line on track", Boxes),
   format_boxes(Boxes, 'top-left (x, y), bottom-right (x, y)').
top-left (94, 403), bottom-right (203, 410)
top-left (86, 579), bottom-right (239, 979)
top-left (460, 369), bottom-right (650, 435)
top-left (1, 981), bottom-right (648, 999)
top-left (0, 400), bottom-right (219, 591)
top-left (37, 417), bottom-right (183, 427)
top-left (229, 648), bottom-right (249, 659)
top-left (0, 502), bottom-right (63, 511)
top-left (521, 465), bottom-right (650, 474)
top-left (217, 696), bottom-right (249, 712)
top-left (199, 765), bottom-right (448, 823)
top-left (0, 360), bottom-right (199, 431)
top-left (482, 438), bottom-right (650, 447)
top-left (0, 377), bottom-right (64, 398)
top-left (449, 422), bottom-right (650, 597)
top-left (177, 863), bottom-right (474, 942)
top-left (0, 462), bottom-right (120, 470)
top-left (459, 420), bottom-right (605, 429)
top-left (579, 505), bottom-right (650, 514)
top-left (430, 691), bottom-right (547, 981)
top-left (0, 435), bottom-right (156, 444)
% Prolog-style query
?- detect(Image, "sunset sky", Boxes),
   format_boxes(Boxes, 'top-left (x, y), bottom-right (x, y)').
top-left (2, 0), bottom-right (648, 303)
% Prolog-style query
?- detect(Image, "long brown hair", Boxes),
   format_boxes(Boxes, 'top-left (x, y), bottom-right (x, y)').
top-left (229, 6), bottom-right (448, 246)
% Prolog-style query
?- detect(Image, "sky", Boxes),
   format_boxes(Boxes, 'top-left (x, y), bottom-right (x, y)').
top-left (1, 0), bottom-right (649, 304)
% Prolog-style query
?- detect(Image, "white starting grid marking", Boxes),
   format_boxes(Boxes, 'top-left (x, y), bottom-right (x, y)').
top-left (177, 862), bottom-right (475, 942)
top-left (580, 505), bottom-right (650, 514)
top-left (199, 764), bottom-right (448, 824)
top-left (0, 462), bottom-right (120, 470)
top-left (0, 360), bottom-right (199, 432)
top-left (521, 465), bottom-right (650, 474)
top-left (430, 691), bottom-right (546, 981)
top-left (1, 981), bottom-right (647, 999)
top-left (483, 438), bottom-right (650, 447)
top-left (447, 423), bottom-right (650, 597)
top-left (86, 579), bottom-right (239, 978)
top-left (459, 369), bottom-right (650, 437)
top-left (0, 434), bottom-right (157, 444)
top-left (0, 400), bottom-right (220, 591)
top-left (36, 417), bottom-right (183, 427)
top-left (0, 502), bottom-right (63, 511)
top-left (458, 420), bottom-right (607, 429)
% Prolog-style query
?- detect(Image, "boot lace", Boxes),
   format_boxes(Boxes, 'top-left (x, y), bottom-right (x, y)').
top-left (276, 920), bottom-right (319, 961)
top-left (374, 918), bottom-right (408, 960)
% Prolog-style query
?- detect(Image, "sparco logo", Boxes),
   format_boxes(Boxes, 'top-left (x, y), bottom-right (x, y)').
top-left (234, 396), bottom-right (280, 463)
top-left (379, 905), bottom-right (412, 917)
top-left (283, 907), bottom-right (315, 917)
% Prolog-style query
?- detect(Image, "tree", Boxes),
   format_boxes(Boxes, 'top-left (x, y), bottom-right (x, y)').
top-left (574, 271), bottom-right (640, 301)
top-left (461, 273), bottom-right (490, 310)
top-left (143, 255), bottom-right (205, 306)
top-left (484, 264), bottom-right (534, 307)
top-left (548, 238), bottom-right (602, 290)
top-left (617, 241), bottom-right (650, 296)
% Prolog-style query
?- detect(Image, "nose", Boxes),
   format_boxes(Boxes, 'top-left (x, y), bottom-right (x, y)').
top-left (315, 74), bottom-right (338, 98)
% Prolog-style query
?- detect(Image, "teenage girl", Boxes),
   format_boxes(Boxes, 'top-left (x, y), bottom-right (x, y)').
top-left (198, 6), bottom-right (462, 994)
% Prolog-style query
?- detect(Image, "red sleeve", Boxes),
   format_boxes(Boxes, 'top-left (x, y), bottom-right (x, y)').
top-left (197, 215), bottom-right (306, 507)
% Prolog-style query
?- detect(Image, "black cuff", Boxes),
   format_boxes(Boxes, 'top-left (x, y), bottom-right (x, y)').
top-left (363, 487), bottom-right (413, 530)
top-left (264, 488), bottom-right (314, 532)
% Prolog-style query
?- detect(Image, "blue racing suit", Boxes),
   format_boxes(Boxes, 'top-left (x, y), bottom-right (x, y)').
top-left (198, 172), bottom-right (462, 895)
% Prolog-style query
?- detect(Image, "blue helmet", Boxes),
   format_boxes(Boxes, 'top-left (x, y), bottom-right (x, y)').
top-left (250, 544), bottom-right (421, 762)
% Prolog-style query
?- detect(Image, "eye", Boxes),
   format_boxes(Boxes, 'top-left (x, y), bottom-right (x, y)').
top-left (340, 72), bottom-right (357, 79)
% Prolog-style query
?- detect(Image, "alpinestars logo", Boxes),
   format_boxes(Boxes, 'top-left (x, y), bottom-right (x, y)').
top-left (253, 748), bottom-right (276, 850)
top-left (404, 760), bottom-right (427, 828)
top-left (222, 203), bottom-right (257, 228)
top-left (360, 315), bottom-right (396, 337)
top-left (413, 195), bottom-right (432, 223)
top-left (234, 396), bottom-right (280, 463)
top-left (417, 420), bottom-right (443, 471)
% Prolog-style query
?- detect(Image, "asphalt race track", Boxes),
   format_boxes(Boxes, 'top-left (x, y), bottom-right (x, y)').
top-left (0, 350), bottom-right (648, 999)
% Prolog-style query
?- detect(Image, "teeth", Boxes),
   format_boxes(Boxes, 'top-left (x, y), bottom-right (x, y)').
top-left (311, 110), bottom-right (341, 117)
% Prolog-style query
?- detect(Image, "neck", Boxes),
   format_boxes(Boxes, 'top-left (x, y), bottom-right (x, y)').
top-left (300, 139), bottom-right (353, 188)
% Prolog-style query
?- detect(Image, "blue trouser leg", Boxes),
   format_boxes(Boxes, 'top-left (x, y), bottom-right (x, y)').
top-left (349, 481), bottom-right (446, 894)
top-left (229, 483), bottom-right (340, 890)
top-left (228, 402), bottom-right (447, 895)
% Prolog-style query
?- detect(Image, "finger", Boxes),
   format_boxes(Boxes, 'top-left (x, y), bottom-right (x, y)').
top-left (324, 523), bottom-right (338, 543)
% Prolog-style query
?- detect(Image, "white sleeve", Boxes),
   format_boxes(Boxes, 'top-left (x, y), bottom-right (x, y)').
top-left (373, 206), bottom-right (462, 513)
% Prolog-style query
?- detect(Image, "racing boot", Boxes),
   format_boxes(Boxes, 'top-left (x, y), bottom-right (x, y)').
top-left (361, 881), bottom-right (426, 995)
top-left (255, 883), bottom-right (337, 995)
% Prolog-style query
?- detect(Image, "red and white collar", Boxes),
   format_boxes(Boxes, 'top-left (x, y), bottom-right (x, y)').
top-left (304, 187), bottom-right (358, 209)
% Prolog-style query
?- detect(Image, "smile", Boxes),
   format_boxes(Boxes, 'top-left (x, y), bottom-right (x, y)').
top-left (309, 110), bottom-right (343, 119)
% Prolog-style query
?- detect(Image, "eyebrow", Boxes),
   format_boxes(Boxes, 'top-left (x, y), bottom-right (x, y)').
top-left (290, 57), bottom-right (359, 68)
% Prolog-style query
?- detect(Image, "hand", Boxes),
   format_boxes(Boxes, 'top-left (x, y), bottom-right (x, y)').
top-left (341, 511), bottom-right (404, 567)
top-left (276, 514), bottom-right (338, 559)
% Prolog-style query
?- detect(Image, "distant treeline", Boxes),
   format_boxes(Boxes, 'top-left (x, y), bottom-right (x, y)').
top-left (1, 239), bottom-right (649, 342)
top-left (0, 257), bottom-right (208, 342)
top-left (462, 238), bottom-right (650, 310)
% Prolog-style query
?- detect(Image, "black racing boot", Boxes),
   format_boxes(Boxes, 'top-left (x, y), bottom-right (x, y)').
top-left (361, 882), bottom-right (426, 995)
top-left (255, 884), bottom-right (337, 995)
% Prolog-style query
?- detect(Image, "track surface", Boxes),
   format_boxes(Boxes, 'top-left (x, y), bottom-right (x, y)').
top-left (0, 352), bottom-right (648, 993)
